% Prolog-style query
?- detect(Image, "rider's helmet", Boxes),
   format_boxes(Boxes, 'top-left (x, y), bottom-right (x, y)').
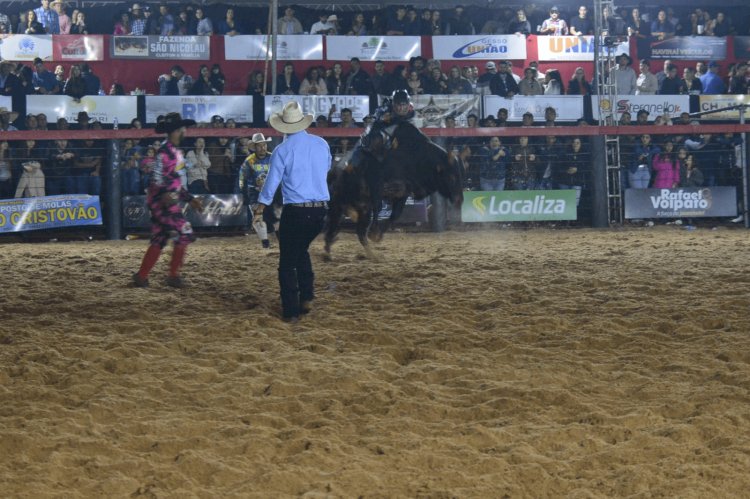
top-left (391, 89), bottom-right (411, 117)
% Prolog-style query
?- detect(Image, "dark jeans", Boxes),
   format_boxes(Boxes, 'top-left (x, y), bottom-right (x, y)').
top-left (277, 205), bottom-right (326, 318)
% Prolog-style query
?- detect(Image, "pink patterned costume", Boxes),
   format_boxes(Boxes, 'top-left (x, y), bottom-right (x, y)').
top-left (147, 142), bottom-right (196, 248)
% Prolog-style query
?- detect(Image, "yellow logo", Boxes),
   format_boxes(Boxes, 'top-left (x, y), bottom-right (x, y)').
top-left (472, 195), bottom-right (487, 216)
top-left (599, 98), bottom-right (611, 111)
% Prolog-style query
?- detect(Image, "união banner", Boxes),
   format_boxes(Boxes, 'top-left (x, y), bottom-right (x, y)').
top-left (625, 187), bottom-right (736, 218)
top-left (26, 95), bottom-right (137, 124)
top-left (326, 36), bottom-right (421, 61)
top-left (483, 95), bottom-right (584, 122)
top-left (265, 95), bottom-right (369, 123)
top-left (52, 35), bottom-right (104, 61)
top-left (592, 95), bottom-right (690, 121)
top-left (0, 35), bottom-right (53, 61)
top-left (0, 195), bottom-right (102, 233)
top-left (123, 195), bottom-right (247, 228)
top-left (735, 37), bottom-right (750, 60)
top-left (650, 36), bottom-right (727, 60)
top-left (111, 35), bottom-right (210, 59)
top-left (462, 190), bottom-right (577, 222)
top-left (224, 34), bottom-right (323, 60)
top-left (537, 35), bottom-right (630, 61)
top-left (432, 35), bottom-right (526, 60)
top-left (145, 96), bottom-right (253, 123)
top-left (698, 95), bottom-right (750, 120)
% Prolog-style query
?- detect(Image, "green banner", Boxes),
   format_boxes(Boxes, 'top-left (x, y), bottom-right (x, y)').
top-left (461, 190), bottom-right (577, 222)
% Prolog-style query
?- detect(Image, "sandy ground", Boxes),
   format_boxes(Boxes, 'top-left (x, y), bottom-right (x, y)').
top-left (1, 227), bottom-right (750, 498)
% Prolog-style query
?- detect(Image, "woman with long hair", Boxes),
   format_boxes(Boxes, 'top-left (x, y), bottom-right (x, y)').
top-left (246, 70), bottom-right (267, 95)
top-left (652, 140), bottom-right (680, 188)
top-left (113, 11), bottom-right (130, 35)
top-left (299, 66), bottom-right (328, 95)
top-left (24, 9), bottom-right (45, 34)
top-left (63, 64), bottom-right (86, 101)
top-left (210, 64), bottom-right (225, 95)
top-left (567, 67), bottom-right (592, 95)
top-left (70, 11), bottom-right (88, 35)
top-left (544, 69), bottom-right (565, 95)
top-left (190, 65), bottom-right (219, 95)
top-left (326, 63), bottom-right (346, 95)
top-left (186, 138), bottom-right (211, 194)
top-left (348, 13), bottom-right (368, 36)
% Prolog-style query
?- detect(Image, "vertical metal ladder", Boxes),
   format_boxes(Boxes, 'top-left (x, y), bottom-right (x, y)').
top-left (593, 0), bottom-right (624, 224)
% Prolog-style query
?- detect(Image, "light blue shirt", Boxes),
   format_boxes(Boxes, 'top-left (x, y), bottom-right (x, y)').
top-left (259, 130), bottom-right (331, 206)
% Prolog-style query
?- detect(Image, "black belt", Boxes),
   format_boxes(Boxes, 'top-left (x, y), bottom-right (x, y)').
top-left (285, 201), bottom-right (328, 208)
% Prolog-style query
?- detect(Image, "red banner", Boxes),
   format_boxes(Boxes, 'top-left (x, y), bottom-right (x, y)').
top-left (52, 35), bottom-right (104, 61)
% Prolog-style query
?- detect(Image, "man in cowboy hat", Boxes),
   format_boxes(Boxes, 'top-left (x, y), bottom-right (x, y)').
top-left (240, 132), bottom-right (277, 248)
top-left (254, 101), bottom-right (331, 322)
top-left (611, 53), bottom-right (636, 95)
top-left (133, 112), bottom-right (203, 288)
top-left (0, 107), bottom-right (19, 131)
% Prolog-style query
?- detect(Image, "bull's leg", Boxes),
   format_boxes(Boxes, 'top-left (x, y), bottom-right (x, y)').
top-left (355, 207), bottom-right (376, 259)
top-left (324, 201), bottom-right (343, 260)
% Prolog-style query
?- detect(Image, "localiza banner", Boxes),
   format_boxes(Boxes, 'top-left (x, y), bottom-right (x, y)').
top-left (265, 95), bottom-right (369, 122)
top-left (592, 95), bottom-right (689, 121)
top-left (483, 95), bottom-right (584, 122)
top-left (26, 95), bottom-right (137, 124)
top-left (145, 96), bottom-right (253, 123)
top-left (111, 35), bottom-right (210, 60)
top-left (431, 35), bottom-right (527, 61)
top-left (52, 35), bottom-right (104, 61)
top-left (537, 35), bottom-right (630, 61)
top-left (462, 190), bottom-right (577, 222)
top-left (123, 195), bottom-right (247, 228)
top-left (650, 36), bottom-right (727, 60)
top-left (326, 36), bottom-right (421, 61)
top-left (624, 188), bottom-right (736, 219)
top-left (698, 95), bottom-right (750, 121)
top-left (0, 195), bottom-right (102, 233)
top-left (224, 35), bottom-right (323, 60)
top-left (0, 35), bottom-right (53, 61)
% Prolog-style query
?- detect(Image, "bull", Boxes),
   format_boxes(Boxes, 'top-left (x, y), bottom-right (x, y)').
top-left (324, 122), bottom-right (464, 258)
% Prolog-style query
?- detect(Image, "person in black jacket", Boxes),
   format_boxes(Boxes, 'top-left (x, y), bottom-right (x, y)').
top-left (555, 137), bottom-right (587, 207)
top-left (567, 67), bottom-right (593, 95)
top-left (277, 63), bottom-right (300, 95)
top-left (63, 64), bottom-right (86, 101)
top-left (658, 64), bottom-right (685, 95)
top-left (489, 61), bottom-right (519, 97)
top-left (344, 57), bottom-right (372, 95)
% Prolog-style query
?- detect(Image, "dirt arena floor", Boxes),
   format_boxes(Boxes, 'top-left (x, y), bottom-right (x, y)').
top-left (1, 227), bottom-right (750, 498)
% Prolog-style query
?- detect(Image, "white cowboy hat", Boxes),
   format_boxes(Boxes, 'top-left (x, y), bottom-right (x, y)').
top-left (251, 132), bottom-right (272, 144)
top-left (0, 107), bottom-right (19, 121)
top-left (269, 101), bottom-right (313, 134)
top-left (327, 15), bottom-right (338, 22)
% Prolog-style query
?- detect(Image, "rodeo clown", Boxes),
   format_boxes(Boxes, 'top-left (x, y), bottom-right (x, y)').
top-left (238, 132), bottom-right (279, 249)
top-left (133, 112), bottom-right (203, 288)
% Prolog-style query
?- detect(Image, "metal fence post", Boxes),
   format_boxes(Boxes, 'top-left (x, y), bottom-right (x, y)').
top-left (590, 135), bottom-right (609, 228)
top-left (106, 139), bottom-right (121, 240)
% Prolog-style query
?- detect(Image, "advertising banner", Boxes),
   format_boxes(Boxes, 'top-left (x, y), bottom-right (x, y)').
top-left (0, 96), bottom-right (11, 111)
top-left (698, 95), bottom-right (750, 121)
top-left (0, 35), bottom-right (53, 61)
top-left (624, 188), bottom-right (736, 219)
top-left (378, 198), bottom-right (429, 223)
top-left (432, 35), bottom-right (527, 61)
top-left (52, 35), bottom-right (104, 61)
top-left (146, 96), bottom-right (253, 123)
top-left (224, 34), bottom-right (323, 60)
top-left (410, 95), bottom-right (480, 127)
top-left (462, 190), bottom-right (577, 222)
top-left (26, 95), bottom-right (137, 124)
top-left (111, 35), bottom-right (210, 59)
top-left (592, 95), bottom-right (690, 121)
top-left (123, 195), bottom-right (247, 228)
top-left (0, 195), bottom-right (102, 233)
top-left (483, 95), bottom-right (584, 122)
top-left (650, 36), bottom-right (727, 60)
top-left (265, 95), bottom-right (369, 123)
top-left (537, 35), bottom-right (630, 61)
top-left (735, 37), bottom-right (750, 60)
top-left (326, 36), bottom-right (421, 61)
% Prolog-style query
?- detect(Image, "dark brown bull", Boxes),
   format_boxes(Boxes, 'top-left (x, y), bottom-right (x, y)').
top-left (325, 122), bottom-right (463, 258)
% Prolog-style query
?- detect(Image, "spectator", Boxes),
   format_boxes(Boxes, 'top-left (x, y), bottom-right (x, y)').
top-left (0, 11), bottom-right (11, 34)
top-left (53, 65), bottom-right (65, 89)
top-left (157, 4), bottom-right (175, 35)
top-left (417, 9), bottom-right (432, 35)
top-left (277, 63), bottom-right (300, 95)
top-left (185, 138), bottom-right (210, 194)
top-left (636, 59), bottom-right (658, 95)
top-left (404, 7), bottom-right (421, 36)
top-left (537, 135), bottom-right (562, 189)
top-left (709, 12), bottom-right (732, 37)
top-left (386, 6), bottom-right (407, 35)
top-left (246, 70), bottom-right (268, 95)
top-left (63, 64), bottom-right (86, 101)
top-left (444, 5), bottom-right (475, 35)
top-left (206, 136), bottom-right (234, 194)
top-left (543, 69), bottom-right (564, 95)
top-left (327, 63), bottom-right (346, 95)
top-left (389, 65), bottom-right (409, 94)
top-left (680, 151), bottom-right (704, 187)
top-left (476, 61), bottom-right (498, 95)
top-left (348, 12), bottom-right (368, 36)
top-left (651, 141), bottom-right (680, 188)
top-left (81, 63), bottom-right (100, 96)
top-left (300, 67), bottom-right (328, 95)
top-left (539, 6), bottom-right (568, 36)
top-left (518, 67), bottom-right (543, 96)
top-left (32, 58), bottom-right (59, 95)
top-left (728, 63), bottom-right (747, 94)
top-left (509, 9), bottom-right (531, 35)
top-left (630, 134), bottom-right (660, 189)
top-left (337, 108), bottom-right (358, 128)
top-left (0, 141), bottom-right (12, 199)
top-left (611, 53), bottom-right (636, 95)
top-left (651, 9), bottom-right (675, 40)
top-left (113, 11), bottom-right (130, 34)
top-left (310, 13), bottom-right (333, 35)
top-left (626, 8), bottom-right (650, 56)
top-left (0, 107), bottom-right (18, 131)
top-left (210, 65), bottom-right (225, 95)
top-left (216, 8), bottom-right (241, 36)
top-left (120, 139), bottom-right (141, 195)
top-left (618, 111), bottom-right (632, 126)
top-left (194, 7), bottom-right (213, 35)
top-left (510, 136), bottom-right (538, 190)
top-left (496, 108), bottom-right (508, 127)
top-left (567, 67), bottom-right (592, 95)
top-left (23, 9), bottom-right (46, 34)
top-left (429, 10), bottom-right (442, 35)
top-left (34, 0), bottom-right (59, 34)
top-left (109, 82), bottom-right (126, 95)
top-left (700, 61), bottom-right (726, 94)
top-left (52, 0), bottom-right (70, 34)
top-left (190, 65), bottom-right (220, 95)
top-left (635, 109), bottom-right (649, 125)
top-left (70, 10), bottom-right (87, 34)
top-left (174, 10), bottom-right (189, 35)
top-left (463, 66), bottom-right (478, 93)
top-left (345, 57), bottom-right (371, 95)
top-left (489, 61), bottom-right (519, 97)
top-left (556, 137), bottom-right (586, 206)
top-left (73, 138), bottom-right (103, 195)
top-left (479, 136), bottom-right (509, 191)
top-left (278, 7), bottom-right (302, 35)
top-left (682, 67), bottom-right (703, 95)
top-left (695, 61), bottom-right (707, 78)
top-left (15, 161), bottom-right (45, 198)
top-left (46, 139), bottom-right (75, 195)
top-left (659, 64), bottom-right (685, 95)
top-left (159, 65), bottom-right (193, 96)
top-left (315, 115), bottom-right (329, 128)
top-left (370, 60), bottom-right (391, 96)
top-left (130, 3), bottom-right (146, 35)
top-left (446, 66), bottom-right (473, 94)
top-left (424, 67), bottom-right (448, 94)
top-left (569, 5), bottom-right (592, 35)
top-left (656, 59), bottom-right (673, 89)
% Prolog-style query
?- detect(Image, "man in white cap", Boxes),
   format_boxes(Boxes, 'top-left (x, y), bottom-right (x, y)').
top-left (239, 132), bottom-right (276, 248)
top-left (310, 13), bottom-right (336, 35)
top-left (254, 101), bottom-right (331, 323)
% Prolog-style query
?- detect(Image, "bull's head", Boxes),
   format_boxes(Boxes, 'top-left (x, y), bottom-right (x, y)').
top-left (439, 150), bottom-right (465, 208)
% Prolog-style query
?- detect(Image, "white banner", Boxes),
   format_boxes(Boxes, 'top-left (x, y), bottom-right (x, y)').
top-left (698, 95), bottom-right (750, 121)
top-left (146, 96), bottom-right (253, 123)
top-left (0, 96), bottom-right (11, 112)
top-left (378, 95), bottom-right (481, 128)
top-left (25, 95), bottom-right (137, 124)
top-left (326, 36), bottom-right (421, 61)
top-left (224, 35), bottom-right (323, 60)
top-left (432, 35), bottom-right (527, 61)
top-left (483, 95), bottom-right (584, 122)
top-left (537, 36), bottom-right (631, 61)
top-left (592, 95), bottom-right (690, 121)
top-left (0, 35), bottom-right (53, 61)
top-left (265, 95), bottom-right (369, 123)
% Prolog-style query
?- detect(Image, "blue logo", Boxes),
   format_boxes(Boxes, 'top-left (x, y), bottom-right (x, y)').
top-left (451, 37), bottom-right (509, 59)
top-left (18, 37), bottom-right (36, 54)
